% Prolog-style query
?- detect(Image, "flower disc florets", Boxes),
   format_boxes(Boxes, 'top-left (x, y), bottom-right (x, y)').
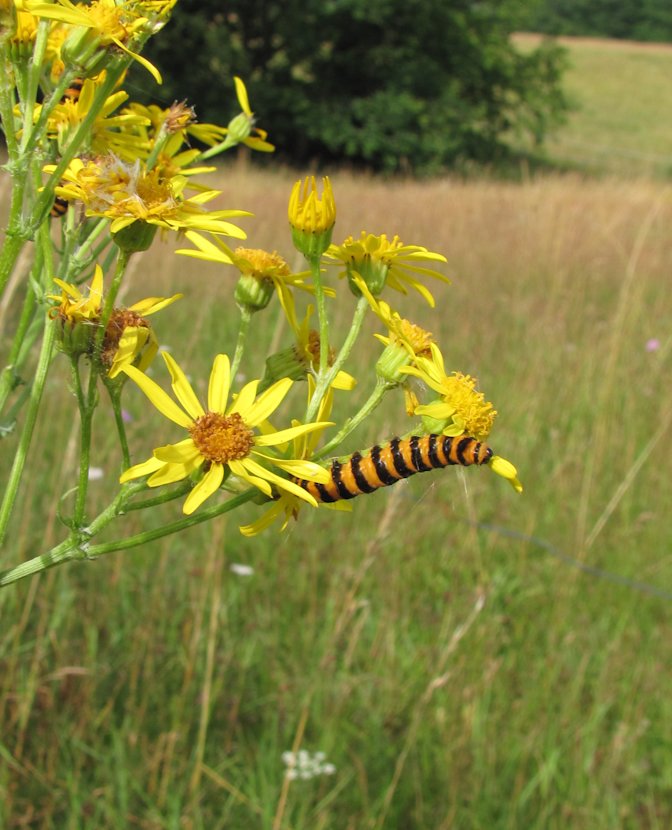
top-left (189, 411), bottom-right (254, 464)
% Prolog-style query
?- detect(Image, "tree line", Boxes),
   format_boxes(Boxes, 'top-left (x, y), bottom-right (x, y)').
top-left (526, 0), bottom-right (672, 42)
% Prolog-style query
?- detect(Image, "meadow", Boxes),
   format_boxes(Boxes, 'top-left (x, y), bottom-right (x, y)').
top-left (514, 34), bottom-right (672, 177)
top-left (2, 33), bottom-right (672, 830)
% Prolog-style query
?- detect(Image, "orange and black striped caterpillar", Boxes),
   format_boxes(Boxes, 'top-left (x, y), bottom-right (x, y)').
top-left (293, 434), bottom-right (493, 503)
top-left (50, 195), bottom-right (69, 218)
top-left (61, 78), bottom-right (84, 103)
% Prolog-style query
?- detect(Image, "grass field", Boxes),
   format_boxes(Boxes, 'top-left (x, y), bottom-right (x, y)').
top-left (2, 163), bottom-right (672, 828)
top-left (514, 34), bottom-right (672, 177)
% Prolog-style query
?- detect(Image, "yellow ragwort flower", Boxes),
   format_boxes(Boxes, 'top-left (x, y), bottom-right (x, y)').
top-left (48, 264), bottom-right (180, 374)
top-left (327, 232), bottom-right (449, 307)
top-left (402, 342), bottom-right (496, 441)
top-left (288, 176), bottom-right (336, 258)
top-left (44, 155), bottom-right (251, 237)
top-left (44, 76), bottom-right (150, 160)
top-left (16, 0), bottom-right (163, 81)
top-left (120, 353), bottom-right (333, 515)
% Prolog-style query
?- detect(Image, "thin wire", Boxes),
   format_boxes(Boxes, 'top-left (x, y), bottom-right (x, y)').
top-left (466, 518), bottom-right (672, 603)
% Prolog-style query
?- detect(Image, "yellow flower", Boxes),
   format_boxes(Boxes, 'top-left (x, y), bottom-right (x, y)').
top-left (48, 264), bottom-right (180, 373)
top-left (221, 77), bottom-right (274, 153)
top-left (120, 353), bottom-right (333, 515)
top-left (16, 0), bottom-right (164, 81)
top-left (45, 76), bottom-right (150, 160)
top-left (288, 176), bottom-right (336, 258)
top-left (279, 290), bottom-right (355, 391)
top-left (174, 232), bottom-right (320, 311)
top-left (352, 274), bottom-right (432, 406)
top-left (402, 342), bottom-right (497, 441)
top-left (239, 380), bottom-right (350, 536)
top-left (44, 155), bottom-right (251, 237)
top-left (327, 232), bottom-right (449, 307)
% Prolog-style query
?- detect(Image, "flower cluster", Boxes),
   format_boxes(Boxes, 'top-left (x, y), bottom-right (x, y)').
top-left (0, 5), bottom-right (522, 591)
top-left (282, 750), bottom-right (336, 781)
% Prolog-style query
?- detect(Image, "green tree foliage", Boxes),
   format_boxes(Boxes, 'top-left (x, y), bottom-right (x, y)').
top-left (140, 0), bottom-right (568, 173)
top-left (527, 0), bottom-right (672, 41)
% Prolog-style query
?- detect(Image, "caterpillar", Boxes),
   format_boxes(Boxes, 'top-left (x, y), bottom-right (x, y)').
top-left (61, 78), bottom-right (84, 103)
top-left (293, 434), bottom-right (493, 503)
top-left (50, 195), bottom-right (69, 218)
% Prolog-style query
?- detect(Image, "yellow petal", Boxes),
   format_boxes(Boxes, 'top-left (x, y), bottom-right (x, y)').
top-left (153, 438), bottom-right (200, 464)
top-left (148, 460), bottom-right (198, 487)
top-left (331, 370), bottom-right (356, 391)
top-left (128, 293), bottom-right (183, 315)
top-left (414, 402), bottom-right (457, 419)
top-left (490, 455), bottom-right (523, 494)
top-left (182, 463), bottom-right (224, 514)
top-left (162, 351), bottom-right (204, 421)
top-left (244, 377), bottom-right (292, 426)
top-left (230, 379), bottom-right (259, 421)
top-left (253, 453), bottom-right (330, 483)
top-left (228, 458), bottom-right (273, 497)
top-left (234, 76), bottom-right (252, 116)
top-left (119, 455), bottom-right (163, 483)
top-left (122, 364), bottom-right (193, 429)
top-left (108, 327), bottom-right (148, 379)
top-left (239, 502), bottom-right (285, 537)
top-left (254, 421), bottom-right (333, 447)
top-left (241, 457), bottom-right (318, 506)
top-left (208, 354), bottom-right (230, 413)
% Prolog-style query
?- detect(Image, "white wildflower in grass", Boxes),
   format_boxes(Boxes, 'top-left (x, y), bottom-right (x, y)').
top-left (230, 563), bottom-right (254, 577)
top-left (282, 750), bottom-right (336, 780)
top-left (88, 466), bottom-right (104, 481)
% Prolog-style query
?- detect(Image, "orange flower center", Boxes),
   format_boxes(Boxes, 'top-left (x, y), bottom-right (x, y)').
top-left (189, 412), bottom-right (254, 464)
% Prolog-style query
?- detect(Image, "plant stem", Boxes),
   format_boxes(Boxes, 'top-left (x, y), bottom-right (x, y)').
top-left (0, 488), bottom-right (257, 588)
top-left (0, 319), bottom-right (56, 546)
top-left (308, 254), bottom-right (330, 375)
top-left (230, 306), bottom-right (252, 379)
top-left (306, 295), bottom-right (368, 423)
top-left (315, 379), bottom-right (389, 460)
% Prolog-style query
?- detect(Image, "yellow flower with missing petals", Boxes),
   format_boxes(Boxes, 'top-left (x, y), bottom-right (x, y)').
top-left (48, 264), bottom-right (181, 374)
top-left (44, 155), bottom-right (251, 238)
top-left (327, 232), bottom-right (449, 307)
top-left (402, 342), bottom-right (496, 441)
top-left (221, 77), bottom-right (274, 153)
top-left (120, 353), bottom-right (333, 515)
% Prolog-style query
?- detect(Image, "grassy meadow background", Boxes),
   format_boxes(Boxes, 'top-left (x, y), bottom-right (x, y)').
top-left (2, 37), bottom-right (672, 829)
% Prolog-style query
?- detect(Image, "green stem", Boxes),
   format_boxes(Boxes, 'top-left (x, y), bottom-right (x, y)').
top-left (0, 320), bottom-right (56, 546)
top-left (19, 19), bottom-right (49, 149)
top-left (64, 218), bottom-right (111, 279)
top-left (105, 381), bottom-right (131, 470)
top-left (123, 481), bottom-right (193, 511)
top-left (72, 250), bottom-right (132, 527)
top-left (230, 306), bottom-right (252, 379)
top-left (87, 489), bottom-right (258, 556)
top-left (0, 488), bottom-right (257, 588)
top-left (0, 259), bottom-right (39, 415)
top-left (305, 295), bottom-right (368, 423)
top-left (315, 379), bottom-right (388, 460)
top-left (0, 46), bottom-right (19, 159)
top-left (0, 220), bottom-right (57, 544)
top-left (308, 254), bottom-right (330, 375)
